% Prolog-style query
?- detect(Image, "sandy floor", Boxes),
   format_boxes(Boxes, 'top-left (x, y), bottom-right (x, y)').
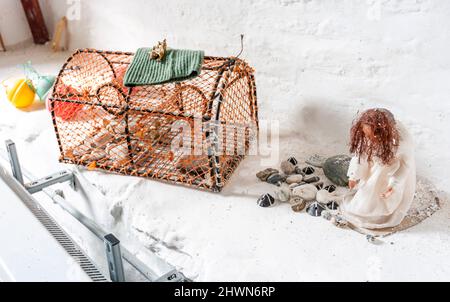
top-left (0, 45), bottom-right (449, 281)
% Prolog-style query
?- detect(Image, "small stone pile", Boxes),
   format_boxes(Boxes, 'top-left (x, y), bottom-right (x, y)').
top-left (256, 156), bottom-right (339, 214)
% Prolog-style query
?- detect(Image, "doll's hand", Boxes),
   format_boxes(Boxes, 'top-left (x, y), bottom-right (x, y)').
top-left (381, 187), bottom-right (394, 199)
top-left (348, 180), bottom-right (358, 190)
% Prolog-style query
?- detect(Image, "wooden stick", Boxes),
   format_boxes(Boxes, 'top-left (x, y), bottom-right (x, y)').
top-left (20, 0), bottom-right (49, 44)
top-left (51, 16), bottom-right (68, 52)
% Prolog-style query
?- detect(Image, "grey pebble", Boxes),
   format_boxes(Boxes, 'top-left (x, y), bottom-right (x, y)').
top-left (280, 160), bottom-right (296, 175)
top-left (286, 174), bottom-right (303, 184)
top-left (266, 173), bottom-right (286, 185)
top-left (321, 210), bottom-right (333, 220)
top-left (322, 155), bottom-right (351, 187)
top-left (305, 154), bottom-right (327, 168)
top-left (304, 176), bottom-right (321, 183)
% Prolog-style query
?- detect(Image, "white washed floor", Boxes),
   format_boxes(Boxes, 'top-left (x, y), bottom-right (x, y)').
top-left (0, 46), bottom-right (449, 281)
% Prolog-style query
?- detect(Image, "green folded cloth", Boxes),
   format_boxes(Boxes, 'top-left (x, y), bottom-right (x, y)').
top-left (123, 48), bottom-right (204, 86)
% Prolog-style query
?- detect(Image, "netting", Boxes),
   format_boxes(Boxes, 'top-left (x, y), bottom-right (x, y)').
top-left (49, 49), bottom-right (258, 192)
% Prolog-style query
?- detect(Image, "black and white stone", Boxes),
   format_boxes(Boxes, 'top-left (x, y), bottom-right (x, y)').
top-left (324, 184), bottom-right (337, 193)
top-left (315, 182), bottom-right (324, 190)
top-left (287, 157), bottom-right (298, 166)
top-left (302, 166), bottom-right (315, 175)
top-left (326, 200), bottom-right (339, 210)
top-left (266, 173), bottom-right (286, 186)
top-left (306, 201), bottom-right (326, 217)
top-left (257, 193), bottom-right (275, 207)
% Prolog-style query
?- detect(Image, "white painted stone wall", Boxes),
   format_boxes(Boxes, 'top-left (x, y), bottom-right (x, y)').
top-left (0, 0), bottom-right (33, 47)
top-left (10, 0), bottom-right (450, 190)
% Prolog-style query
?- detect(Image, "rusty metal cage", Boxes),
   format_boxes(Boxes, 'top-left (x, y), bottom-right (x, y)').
top-left (49, 49), bottom-right (258, 192)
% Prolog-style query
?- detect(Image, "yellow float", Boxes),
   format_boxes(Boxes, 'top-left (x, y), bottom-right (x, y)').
top-left (2, 78), bottom-right (36, 108)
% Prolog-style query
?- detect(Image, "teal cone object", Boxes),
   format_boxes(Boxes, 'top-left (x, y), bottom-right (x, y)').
top-left (21, 61), bottom-right (56, 101)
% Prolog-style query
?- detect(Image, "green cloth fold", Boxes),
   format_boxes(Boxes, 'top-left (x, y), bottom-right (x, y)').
top-left (123, 47), bottom-right (204, 86)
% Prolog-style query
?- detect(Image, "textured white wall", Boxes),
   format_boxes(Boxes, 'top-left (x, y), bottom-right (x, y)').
top-left (0, 0), bottom-right (33, 47)
top-left (40, 0), bottom-right (450, 191)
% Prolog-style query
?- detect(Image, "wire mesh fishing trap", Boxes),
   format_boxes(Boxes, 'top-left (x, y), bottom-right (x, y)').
top-left (49, 49), bottom-right (258, 192)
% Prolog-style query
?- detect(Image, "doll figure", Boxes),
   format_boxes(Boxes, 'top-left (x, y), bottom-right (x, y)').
top-left (340, 108), bottom-right (416, 229)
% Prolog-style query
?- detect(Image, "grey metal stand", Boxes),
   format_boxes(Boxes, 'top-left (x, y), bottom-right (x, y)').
top-left (5, 140), bottom-right (24, 185)
top-left (5, 140), bottom-right (126, 282)
top-left (2, 139), bottom-right (186, 282)
top-left (104, 234), bottom-right (125, 282)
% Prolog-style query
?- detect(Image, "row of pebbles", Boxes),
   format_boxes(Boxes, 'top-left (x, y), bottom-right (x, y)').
top-left (256, 157), bottom-right (339, 217)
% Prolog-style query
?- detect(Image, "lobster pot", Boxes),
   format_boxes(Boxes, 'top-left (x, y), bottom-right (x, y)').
top-left (49, 49), bottom-right (258, 192)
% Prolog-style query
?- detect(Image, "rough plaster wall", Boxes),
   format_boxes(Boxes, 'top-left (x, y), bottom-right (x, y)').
top-left (41, 0), bottom-right (450, 191)
top-left (0, 0), bottom-right (32, 47)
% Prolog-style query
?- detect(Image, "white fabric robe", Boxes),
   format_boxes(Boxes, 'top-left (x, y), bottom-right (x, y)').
top-left (340, 122), bottom-right (416, 229)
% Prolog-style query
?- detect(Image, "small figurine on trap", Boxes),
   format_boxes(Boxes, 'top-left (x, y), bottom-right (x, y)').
top-left (49, 49), bottom-right (258, 192)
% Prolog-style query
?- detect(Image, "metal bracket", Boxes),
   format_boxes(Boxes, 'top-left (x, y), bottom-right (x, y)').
top-left (104, 234), bottom-right (125, 282)
top-left (25, 170), bottom-right (75, 194)
top-left (5, 140), bottom-right (76, 194)
top-left (5, 140), bottom-right (24, 185)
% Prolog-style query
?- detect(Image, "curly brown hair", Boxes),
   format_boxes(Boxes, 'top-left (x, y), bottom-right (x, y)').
top-left (349, 108), bottom-right (400, 165)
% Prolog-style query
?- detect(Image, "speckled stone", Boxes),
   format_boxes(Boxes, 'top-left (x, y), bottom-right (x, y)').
top-left (331, 215), bottom-right (348, 227)
top-left (289, 183), bottom-right (300, 189)
top-left (305, 154), bottom-right (327, 168)
top-left (366, 235), bottom-right (376, 243)
top-left (316, 189), bottom-right (334, 204)
top-left (291, 198), bottom-right (306, 212)
top-left (274, 183), bottom-right (290, 202)
top-left (280, 160), bottom-right (296, 175)
top-left (321, 210), bottom-right (333, 220)
top-left (289, 196), bottom-right (306, 212)
top-left (292, 184), bottom-right (318, 201)
top-left (289, 195), bottom-right (301, 205)
top-left (286, 174), bottom-right (303, 184)
top-left (256, 168), bottom-right (279, 181)
top-left (323, 155), bottom-right (351, 187)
